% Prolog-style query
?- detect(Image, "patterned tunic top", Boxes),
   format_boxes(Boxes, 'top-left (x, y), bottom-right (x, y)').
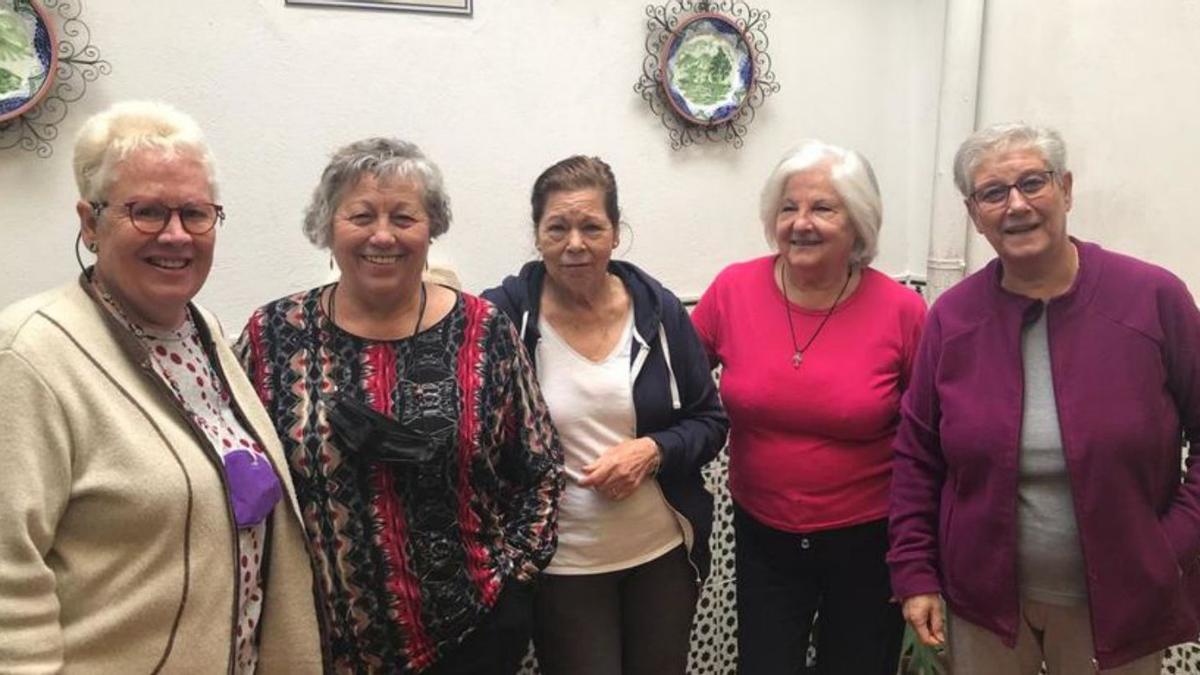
top-left (236, 286), bottom-right (562, 673)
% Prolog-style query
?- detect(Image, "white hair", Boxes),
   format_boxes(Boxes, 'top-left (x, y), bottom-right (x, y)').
top-left (759, 139), bottom-right (882, 267)
top-left (953, 123), bottom-right (1068, 197)
top-left (73, 100), bottom-right (218, 202)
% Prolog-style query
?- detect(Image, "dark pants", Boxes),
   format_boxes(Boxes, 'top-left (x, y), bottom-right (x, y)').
top-left (734, 503), bottom-right (903, 675)
top-left (428, 581), bottom-right (534, 675)
top-left (532, 545), bottom-right (698, 675)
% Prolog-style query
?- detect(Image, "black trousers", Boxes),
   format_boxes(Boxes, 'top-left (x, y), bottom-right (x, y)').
top-left (428, 581), bottom-right (535, 675)
top-left (532, 545), bottom-right (698, 675)
top-left (734, 503), bottom-right (903, 675)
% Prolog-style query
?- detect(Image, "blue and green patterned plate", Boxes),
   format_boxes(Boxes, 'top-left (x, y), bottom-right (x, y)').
top-left (661, 13), bottom-right (754, 126)
top-left (0, 0), bottom-right (55, 122)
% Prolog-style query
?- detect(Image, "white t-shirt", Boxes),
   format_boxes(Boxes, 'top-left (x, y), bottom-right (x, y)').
top-left (536, 310), bottom-right (682, 574)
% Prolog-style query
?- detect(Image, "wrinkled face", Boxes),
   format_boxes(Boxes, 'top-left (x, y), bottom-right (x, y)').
top-left (79, 148), bottom-right (216, 331)
top-left (774, 166), bottom-right (857, 275)
top-left (966, 147), bottom-right (1073, 265)
top-left (536, 188), bottom-right (617, 290)
top-left (330, 174), bottom-right (430, 300)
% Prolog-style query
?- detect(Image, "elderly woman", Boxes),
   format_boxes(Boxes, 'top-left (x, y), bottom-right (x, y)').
top-left (0, 102), bottom-right (323, 672)
top-left (236, 138), bottom-right (563, 674)
top-left (889, 123), bottom-right (1200, 674)
top-left (482, 156), bottom-right (727, 675)
top-left (691, 141), bottom-right (925, 674)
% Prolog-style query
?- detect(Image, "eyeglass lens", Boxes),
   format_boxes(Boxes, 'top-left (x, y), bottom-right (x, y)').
top-left (974, 172), bottom-right (1053, 205)
top-left (126, 201), bottom-right (222, 234)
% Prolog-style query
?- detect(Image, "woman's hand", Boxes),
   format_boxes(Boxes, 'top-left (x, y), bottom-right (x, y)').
top-left (902, 593), bottom-right (946, 646)
top-left (578, 437), bottom-right (661, 501)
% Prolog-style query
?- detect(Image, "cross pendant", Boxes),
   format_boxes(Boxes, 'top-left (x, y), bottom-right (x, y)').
top-left (792, 351), bottom-right (803, 368)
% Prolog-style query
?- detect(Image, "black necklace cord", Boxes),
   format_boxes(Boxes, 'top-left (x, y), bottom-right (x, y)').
top-left (326, 280), bottom-right (427, 338)
top-left (326, 280), bottom-right (429, 387)
top-left (779, 258), bottom-right (852, 367)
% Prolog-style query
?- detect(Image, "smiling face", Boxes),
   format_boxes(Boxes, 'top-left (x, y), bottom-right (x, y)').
top-left (966, 146), bottom-right (1073, 265)
top-left (330, 174), bottom-right (430, 302)
top-left (79, 148), bottom-right (216, 331)
top-left (536, 188), bottom-right (617, 293)
top-left (774, 165), bottom-right (857, 279)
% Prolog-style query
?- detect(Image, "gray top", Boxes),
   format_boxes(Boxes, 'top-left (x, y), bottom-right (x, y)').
top-left (1016, 310), bottom-right (1089, 606)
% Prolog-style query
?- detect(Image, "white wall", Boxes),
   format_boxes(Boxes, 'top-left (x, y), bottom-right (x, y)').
top-left (966, 0), bottom-right (1200, 290)
top-left (0, 0), bottom-right (945, 329)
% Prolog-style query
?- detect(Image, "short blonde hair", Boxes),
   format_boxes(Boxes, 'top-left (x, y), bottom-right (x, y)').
top-left (759, 140), bottom-right (882, 268)
top-left (73, 101), bottom-right (218, 202)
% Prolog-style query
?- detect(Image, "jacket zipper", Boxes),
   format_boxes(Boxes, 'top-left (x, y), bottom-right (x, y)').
top-left (1041, 308), bottom-right (1103, 670)
top-left (661, 493), bottom-right (701, 586)
top-left (529, 295), bottom-right (704, 584)
top-left (631, 335), bottom-right (703, 586)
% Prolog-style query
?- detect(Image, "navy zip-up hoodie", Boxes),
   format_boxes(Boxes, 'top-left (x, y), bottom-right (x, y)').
top-left (482, 260), bottom-right (728, 581)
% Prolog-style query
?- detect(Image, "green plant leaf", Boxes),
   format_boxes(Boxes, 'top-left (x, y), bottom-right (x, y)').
top-left (899, 624), bottom-right (947, 674)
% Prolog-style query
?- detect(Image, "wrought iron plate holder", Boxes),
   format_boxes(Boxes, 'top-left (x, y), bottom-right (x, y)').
top-left (634, 0), bottom-right (779, 150)
top-left (0, 0), bottom-right (110, 158)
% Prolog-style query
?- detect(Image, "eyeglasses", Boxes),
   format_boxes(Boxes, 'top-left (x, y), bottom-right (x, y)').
top-left (970, 171), bottom-right (1056, 208)
top-left (91, 200), bottom-right (225, 235)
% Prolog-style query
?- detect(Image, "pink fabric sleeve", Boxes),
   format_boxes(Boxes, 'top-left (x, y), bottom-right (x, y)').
top-left (690, 275), bottom-right (722, 368)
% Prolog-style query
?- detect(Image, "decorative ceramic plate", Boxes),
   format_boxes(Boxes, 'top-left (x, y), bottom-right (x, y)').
top-left (0, 0), bottom-right (56, 122)
top-left (661, 13), bottom-right (754, 126)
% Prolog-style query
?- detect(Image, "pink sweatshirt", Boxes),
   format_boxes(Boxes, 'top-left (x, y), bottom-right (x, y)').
top-left (692, 256), bottom-right (926, 532)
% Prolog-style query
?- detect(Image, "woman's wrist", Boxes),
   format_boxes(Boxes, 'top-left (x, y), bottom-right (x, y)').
top-left (645, 437), bottom-right (663, 475)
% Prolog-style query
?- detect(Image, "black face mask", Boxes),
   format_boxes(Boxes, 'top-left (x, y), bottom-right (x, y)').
top-left (326, 392), bottom-right (437, 465)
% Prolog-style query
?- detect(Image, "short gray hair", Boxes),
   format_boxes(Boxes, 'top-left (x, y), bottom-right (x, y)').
top-left (73, 100), bottom-right (217, 202)
top-left (302, 137), bottom-right (452, 248)
top-left (953, 123), bottom-right (1068, 197)
top-left (759, 140), bottom-right (882, 268)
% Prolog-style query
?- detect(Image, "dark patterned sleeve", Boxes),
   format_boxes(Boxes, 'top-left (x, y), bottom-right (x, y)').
top-left (232, 308), bottom-right (272, 405)
top-left (488, 310), bottom-right (564, 582)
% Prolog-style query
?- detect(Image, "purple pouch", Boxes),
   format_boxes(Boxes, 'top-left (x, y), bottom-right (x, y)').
top-left (223, 449), bottom-right (283, 529)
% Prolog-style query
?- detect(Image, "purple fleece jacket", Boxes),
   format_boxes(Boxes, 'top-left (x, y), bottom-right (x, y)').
top-left (888, 240), bottom-right (1200, 668)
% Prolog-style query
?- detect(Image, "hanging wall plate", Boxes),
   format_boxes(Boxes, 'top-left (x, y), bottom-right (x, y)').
top-left (0, 0), bottom-right (56, 123)
top-left (661, 13), bottom-right (752, 127)
top-left (0, 0), bottom-right (110, 158)
top-left (635, 0), bottom-right (779, 150)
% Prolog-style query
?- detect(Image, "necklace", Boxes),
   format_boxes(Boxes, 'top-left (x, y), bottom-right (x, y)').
top-left (325, 281), bottom-right (430, 408)
top-left (326, 280), bottom-right (428, 340)
top-left (779, 258), bottom-right (852, 368)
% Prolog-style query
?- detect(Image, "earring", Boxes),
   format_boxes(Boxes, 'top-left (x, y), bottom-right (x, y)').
top-left (87, 242), bottom-right (98, 253)
top-left (329, 254), bottom-right (333, 270)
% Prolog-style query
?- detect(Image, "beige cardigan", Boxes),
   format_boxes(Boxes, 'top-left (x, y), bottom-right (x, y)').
top-left (0, 279), bottom-right (324, 674)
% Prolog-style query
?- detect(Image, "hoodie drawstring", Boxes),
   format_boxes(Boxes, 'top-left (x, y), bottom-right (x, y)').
top-left (659, 330), bottom-right (681, 410)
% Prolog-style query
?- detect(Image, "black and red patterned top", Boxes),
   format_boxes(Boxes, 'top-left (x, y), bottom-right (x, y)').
top-left (235, 285), bottom-right (563, 673)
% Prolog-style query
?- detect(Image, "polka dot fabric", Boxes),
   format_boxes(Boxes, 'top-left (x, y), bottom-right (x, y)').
top-left (144, 322), bottom-right (273, 675)
top-left (82, 290), bottom-right (270, 675)
top-left (515, 311), bottom-right (1200, 673)
top-left (516, 456), bottom-right (1200, 674)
